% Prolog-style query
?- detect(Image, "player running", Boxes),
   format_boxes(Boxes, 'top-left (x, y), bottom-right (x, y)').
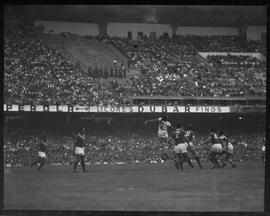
top-left (203, 128), bottom-right (223, 169)
top-left (144, 115), bottom-right (172, 161)
top-left (30, 135), bottom-right (48, 171)
top-left (219, 130), bottom-right (236, 168)
top-left (73, 128), bottom-right (87, 173)
top-left (170, 123), bottom-right (194, 171)
top-left (185, 124), bottom-right (202, 169)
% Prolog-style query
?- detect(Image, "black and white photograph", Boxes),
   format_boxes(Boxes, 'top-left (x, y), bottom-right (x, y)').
top-left (3, 4), bottom-right (268, 212)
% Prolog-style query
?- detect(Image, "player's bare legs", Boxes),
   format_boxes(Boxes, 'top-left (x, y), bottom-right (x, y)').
top-left (262, 150), bottom-right (265, 163)
top-left (160, 137), bottom-right (170, 161)
top-left (38, 158), bottom-right (45, 171)
top-left (73, 155), bottom-right (80, 172)
top-left (73, 155), bottom-right (87, 172)
top-left (223, 153), bottom-right (236, 168)
top-left (214, 153), bottom-right (221, 168)
top-left (31, 157), bottom-right (42, 168)
top-left (174, 153), bottom-right (180, 170)
top-left (176, 153), bottom-right (193, 171)
top-left (183, 153), bottom-right (194, 168)
top-left (220, 151), bottom-right (228, 168)
top-left (80, 155), bottom-right (87, 172)
top-left (176, 153), bottom-right (183, 171)
top-left (189, 148), bottom-right (202, 169)
top-left (30, 159), bottom-right (39, 167)
top-left (209, 152), bottom-right (220, 169)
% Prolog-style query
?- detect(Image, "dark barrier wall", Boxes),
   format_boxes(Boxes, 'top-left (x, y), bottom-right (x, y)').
top-left (4, 112), bottom-right (265, 135)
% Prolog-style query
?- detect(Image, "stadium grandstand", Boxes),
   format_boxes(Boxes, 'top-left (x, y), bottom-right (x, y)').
top-left (4, 6), bottom-right (266, 107)
top-left (3, 5), bottom-right (267, 211)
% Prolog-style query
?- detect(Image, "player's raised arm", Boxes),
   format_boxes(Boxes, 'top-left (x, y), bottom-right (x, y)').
top-left (77, 132), bottom-right (85, 141)
top-left (144, 118), bottom-right (159, 125)
top-left (170, 125), bottom-right (176, 130)
top-left (203, 136), bottom-right (211, 145)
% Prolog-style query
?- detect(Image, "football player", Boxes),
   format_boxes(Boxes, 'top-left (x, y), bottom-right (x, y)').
top-left (73, 128), bottom-right (87, 173)
top-left (219, 130), bottom-right (236, 168)
top-left (203, 128), bottom-right (223, 169)
top-left (185, 124), bottom-right (202, 169)
top-left (170, 123), bottom-right (194, 171)
top-left (30, 135), bottom-right (48, 171)
top-left (144, 115), bottom-right (172, 161)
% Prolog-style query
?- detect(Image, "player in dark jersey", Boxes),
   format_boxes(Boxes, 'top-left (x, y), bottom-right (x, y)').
top-left (170, 123), bottom-right (194, 171)
top-left (144, 115), bottom-right (172, 161)
top-left (219, 130), bottom-right (236, 168)
top-left (203, 128), bottom-right (222, 169)
top-left (30, 135), bottom-right (48, 171)
top-left (73, 128), bottom-right (87, 173)
top-left (185, 124), bottom-right (202, 169)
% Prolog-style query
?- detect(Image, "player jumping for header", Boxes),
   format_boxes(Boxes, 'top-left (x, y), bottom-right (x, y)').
top-left (185, 124), bottom-right (202, 169)
top-left (73, 128), bottom-right (87, 173)
top-left (170, 123), bottom-right (194, 171)
top-left (144, 115), bottom-right (172, 161)
top-left (219, 130), bottom-right (236, 168)
top-left (30, 135), bottom-right (48, 171)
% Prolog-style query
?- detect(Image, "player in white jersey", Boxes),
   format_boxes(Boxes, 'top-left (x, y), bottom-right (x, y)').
top-left (144, 115), bottom-right (172, 161)
top-left (219, 130), bottom-right (236, 168)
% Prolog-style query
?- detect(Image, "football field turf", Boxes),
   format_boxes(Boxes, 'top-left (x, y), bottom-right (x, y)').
top-left (4, 161), bottom-right (264, 211)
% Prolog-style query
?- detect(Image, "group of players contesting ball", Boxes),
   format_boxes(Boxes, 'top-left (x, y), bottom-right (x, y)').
top-left (30, 116), bottom-right (266, 172)
top-left (144, 116), bottom-right (236, 171)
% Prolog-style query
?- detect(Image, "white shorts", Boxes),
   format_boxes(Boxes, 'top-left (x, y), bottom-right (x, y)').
top-left (211, 144), bottom-right (223, 153)
top-left (38, 151), bottom-right (46, 158)
top-left (227, 143), bottom-right (234, 154)
top-left (174, 143), bottom-right (188, 154)
top-left (187, 142), bottom-right (195, 150)
top-left (262, 146), bottom-right (265, 152)
top-left (158, 130), bottom-right (169, 139)
top-left (75, 147), bottom-right (85, 155)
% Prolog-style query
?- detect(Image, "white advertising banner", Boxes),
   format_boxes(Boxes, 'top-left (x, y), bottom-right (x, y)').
top-left (198, 52), bottom-right (263, 60)
top-left (4, 105), bottom-right (230, 113)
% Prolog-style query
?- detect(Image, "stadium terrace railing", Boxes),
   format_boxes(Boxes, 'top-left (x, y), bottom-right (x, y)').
top-left (131, 96), bottom-right (266, 107)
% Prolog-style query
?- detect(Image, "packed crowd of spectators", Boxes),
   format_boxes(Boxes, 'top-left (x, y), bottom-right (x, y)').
top-left (88, 64), bottom-right (127, 78)
top-left (4, 23), bottom-right (129, 106)
top-left (245, 39), bottom-right (266, 56)
top-left (4, 129), bottom-right (264, 167)
top-left (103, 35), bottom-right (266, 97)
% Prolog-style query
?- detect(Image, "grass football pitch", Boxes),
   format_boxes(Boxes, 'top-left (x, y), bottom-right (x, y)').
top-left (4, 161), bottom-right (264, 211)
